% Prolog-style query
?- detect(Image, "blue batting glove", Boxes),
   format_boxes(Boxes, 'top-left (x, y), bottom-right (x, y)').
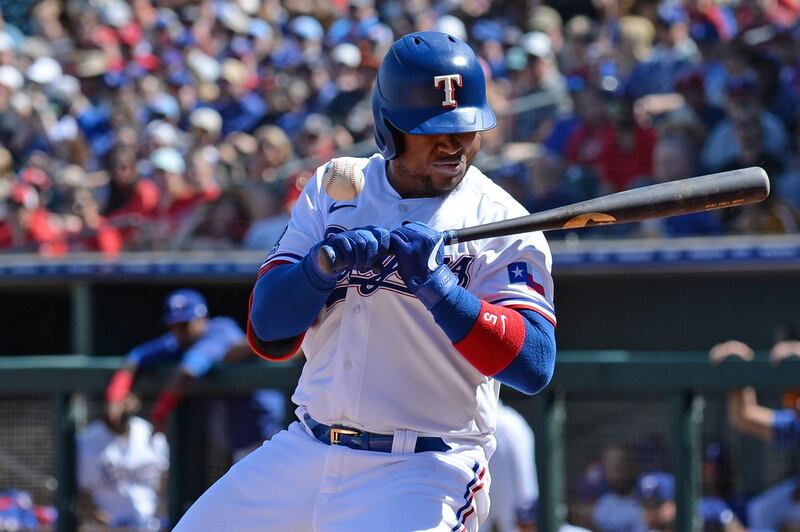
top-left (389, 222), bottom-right (458, 309)
top-left (305, 226), bottom-right (391, 286)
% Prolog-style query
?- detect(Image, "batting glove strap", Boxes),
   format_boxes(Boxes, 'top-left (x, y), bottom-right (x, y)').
top-left (413, 264), bottom-right (459, 309)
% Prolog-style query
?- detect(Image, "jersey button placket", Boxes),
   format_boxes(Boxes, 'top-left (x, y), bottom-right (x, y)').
top-left (332, 293), bottom-right (367, 419)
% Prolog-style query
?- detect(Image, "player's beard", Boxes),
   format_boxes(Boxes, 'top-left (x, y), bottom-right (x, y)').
top-left (390, 158), bottom-right (470, 198)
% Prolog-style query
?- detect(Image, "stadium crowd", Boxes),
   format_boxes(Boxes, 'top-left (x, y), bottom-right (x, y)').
top-left (1, 0), bottom-right (800, 256)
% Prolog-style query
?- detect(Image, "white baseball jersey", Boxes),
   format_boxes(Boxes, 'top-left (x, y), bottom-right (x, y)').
top-left (77, 416), bottom-right (168, 528)
top-left (261, 153), bottom-right (556, 457)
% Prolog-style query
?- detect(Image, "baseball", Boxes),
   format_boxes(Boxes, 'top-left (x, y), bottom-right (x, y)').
top-left (323, 157), bottom-right (365, 201)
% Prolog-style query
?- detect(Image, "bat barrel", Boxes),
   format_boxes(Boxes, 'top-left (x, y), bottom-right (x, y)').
top-left (446, 167), bottom-right (770, 245)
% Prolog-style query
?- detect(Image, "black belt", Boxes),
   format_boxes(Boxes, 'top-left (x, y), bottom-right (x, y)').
top-left (303, 415), bottom-right (449, 453)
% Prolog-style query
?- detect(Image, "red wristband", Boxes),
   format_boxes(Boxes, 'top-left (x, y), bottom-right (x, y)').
top-left (152, 390), bottom-right (180, 428)
top-left (454, 301), bottom-right (526, 376)
top-left (106, 369), bottom-right (134, 402)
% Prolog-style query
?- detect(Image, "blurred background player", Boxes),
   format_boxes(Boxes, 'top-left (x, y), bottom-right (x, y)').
top-left (104, 289), bottom-right (284, 481)
top-left (709, 339), bottom-right (800, 531)
top-left (591, 444), bottom-right (648, 532)
top-left (485, 401), bottom-right (589, 532)
top-left (484, 402), bottom-right (539, 532)
top-left (699, 441), bottom-right (748, 532)
top-left (636, 471), bottom-right (676, 532)
top-left (76, 393), bottom-right (168, 530)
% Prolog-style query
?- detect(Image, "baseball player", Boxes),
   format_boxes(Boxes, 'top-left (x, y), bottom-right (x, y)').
top-left (76, 395), bottom-right (169, 530)
top-left (176, 31), bottom-right (557, 532)
top-left (709, 340), bottom-right (800, 530)
top-left (105, 288), bottom-right (284, 461)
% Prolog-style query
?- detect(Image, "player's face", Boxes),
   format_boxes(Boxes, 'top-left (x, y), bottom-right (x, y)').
top-left (390, 131), bottom-right (481, 197)
top-left (169, 318), bottom-right (207, 347)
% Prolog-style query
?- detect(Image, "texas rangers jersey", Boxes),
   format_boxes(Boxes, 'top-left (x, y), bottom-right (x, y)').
top-left (262, 153), bottom-right (555, 454)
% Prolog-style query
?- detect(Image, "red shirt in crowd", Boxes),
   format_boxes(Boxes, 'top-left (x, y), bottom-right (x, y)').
top-left (566, 123), bottom-right (656, 192)
top-left (0, 208), bottom-right (68, 256)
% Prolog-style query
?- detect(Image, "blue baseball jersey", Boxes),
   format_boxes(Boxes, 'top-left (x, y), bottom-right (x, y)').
top-left (126, 317), bottom-right (244, 377)
top-left (126, 317), bottom-right (284, 451)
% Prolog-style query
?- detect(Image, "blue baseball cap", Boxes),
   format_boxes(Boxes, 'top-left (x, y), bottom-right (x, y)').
top-left (637, 472), bottom-right (675, 503)
top-left (163, 289), bottom-right (208, 325)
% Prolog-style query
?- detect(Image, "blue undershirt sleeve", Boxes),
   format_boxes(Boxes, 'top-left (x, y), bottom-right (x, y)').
top-left (495, 309), bottom-right (556, 395)
top-left (250, 259), bottom-right (336, 342)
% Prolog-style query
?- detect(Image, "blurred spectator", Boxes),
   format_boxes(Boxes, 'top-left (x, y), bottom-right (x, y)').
top-left (77, 395), bottom-right (168, 530)
top-left (0, 183), bottom-right (66, 255)
top-left (634, 136), bottom-right (724, 236)
top-left (0, 0), bottom-right (797, 255)
top-left (636, 471), bottom-right (676, 531)
top-left (591, 445), bottom-right (648, 532)
top-left (249, 125), bottom-right (295, 183)
top-left (700, 442), bottom-right (748, 532)
top-left (214, 58), bottom-right (266, 136)
top-left (595, 92), bottom-right (658, 192)
top-left (701, 72), bottom-right (788, 174)
top-left (510, 31), bottom-right (569, 143)
top-left (525, 149), bottom-right (586, 214)
top-left (170, 189), bottom-right (252, 251)
top-left (562, 83), bottom-right (609, 177)
top-left (627, 0), bottom-right (701, 98)
top-left (0, 489), bottom-right (56, 532)
top-left (709, 340), bottom-right (800, 531)
top-left (62, 185), bottom-right (123, 257)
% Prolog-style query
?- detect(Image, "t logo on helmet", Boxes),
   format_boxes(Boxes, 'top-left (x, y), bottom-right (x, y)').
top-left (434, 74), bottom-right (463, 108)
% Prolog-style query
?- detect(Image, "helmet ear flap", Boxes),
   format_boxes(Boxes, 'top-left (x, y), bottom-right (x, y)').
top-left (385, 121), bottom-right (404, 160)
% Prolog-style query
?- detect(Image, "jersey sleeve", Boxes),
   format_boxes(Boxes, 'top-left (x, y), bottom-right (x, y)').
top-left (468, 231), bottom-right (556, 326)
top-left (772, 408), bottom-right (800, 446)
top-left (125, 334), bottom-right (181, 369)
top-left (180, 318), bottom-right (245, 377)
top-left (258, 165), bottom-right (327, 276)
top-left (151, 431), bottom-right (170, 472)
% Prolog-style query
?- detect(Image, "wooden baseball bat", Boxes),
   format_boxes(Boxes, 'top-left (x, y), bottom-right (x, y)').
top-left (317, 166), bottom-right (770, 275)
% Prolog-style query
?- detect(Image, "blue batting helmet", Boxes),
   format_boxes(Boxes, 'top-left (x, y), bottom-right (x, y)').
top-left (372, 31), bottom-right (496, 160)
top-left (163, 289), bottom-right (208, 325)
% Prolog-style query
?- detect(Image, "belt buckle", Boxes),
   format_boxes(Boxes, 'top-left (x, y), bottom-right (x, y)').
top-left (329, 426), bottom-right (360, 445)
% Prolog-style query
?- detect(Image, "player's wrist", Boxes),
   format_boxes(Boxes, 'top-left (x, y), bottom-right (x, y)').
top-left (413, 264), bottom-right (459, 309)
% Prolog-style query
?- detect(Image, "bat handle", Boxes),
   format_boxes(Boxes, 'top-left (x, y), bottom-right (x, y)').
top-left (316, 245), bottom-right (342, 277)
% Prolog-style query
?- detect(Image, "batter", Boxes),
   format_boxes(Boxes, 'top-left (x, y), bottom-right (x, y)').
top-left (175, 31), bottom-right (557, 532)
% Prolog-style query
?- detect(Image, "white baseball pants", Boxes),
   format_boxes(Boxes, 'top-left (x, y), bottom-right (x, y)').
top-left (174, 421), bottom-right (490, 531)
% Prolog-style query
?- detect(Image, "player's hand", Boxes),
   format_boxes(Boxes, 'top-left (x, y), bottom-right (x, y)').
top-left (307, 226), bottom-right (391, 281)
top-left (709, 340), bottom-right (754, 365)
top-left (769, 341), bottom-right (800, 365)
top-left (390, 222), bottom-right (458, 309)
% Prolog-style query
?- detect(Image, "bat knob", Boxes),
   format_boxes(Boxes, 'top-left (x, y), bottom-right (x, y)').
top-left (316, 245), bottom-right (339, 277)
top-left (442, 230), bottom-right (459, 245)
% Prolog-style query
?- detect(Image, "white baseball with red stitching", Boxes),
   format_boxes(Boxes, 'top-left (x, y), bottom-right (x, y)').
top-left (323, 157), bottom-right (365, 201)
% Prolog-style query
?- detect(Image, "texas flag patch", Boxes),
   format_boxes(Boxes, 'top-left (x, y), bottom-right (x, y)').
top-left (507, 262), bottom-right (545, 296)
